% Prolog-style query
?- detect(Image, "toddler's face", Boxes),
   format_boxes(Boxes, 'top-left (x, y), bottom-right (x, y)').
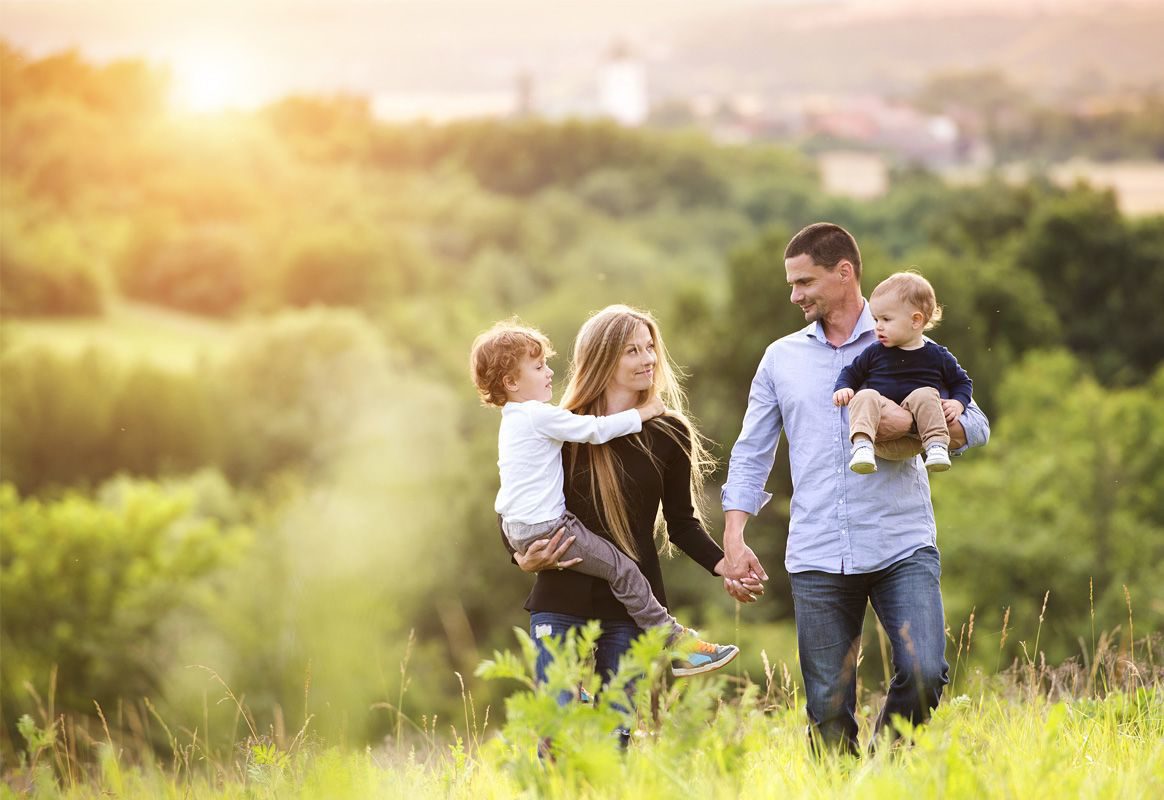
top-left (507, 352), bottom-right (554, 403)
top-left (869, 296), bottom-right (924, 348)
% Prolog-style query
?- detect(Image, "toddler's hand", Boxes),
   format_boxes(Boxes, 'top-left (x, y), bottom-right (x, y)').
top-left (833, 388), bottom-right (854, 406)
top-left (941, 399), bottom-right (965, 424)
top-left (638, 396), bottom-right (666, 421)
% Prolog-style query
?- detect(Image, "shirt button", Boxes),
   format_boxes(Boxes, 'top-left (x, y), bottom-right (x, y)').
top-left (836, 468), bottom-right (842, 474)
top-left (838, 499), bottom-right (845, 505)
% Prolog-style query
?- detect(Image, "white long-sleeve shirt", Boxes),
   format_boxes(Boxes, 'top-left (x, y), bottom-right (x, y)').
top-left (495, 400), bottom-right (642, 524)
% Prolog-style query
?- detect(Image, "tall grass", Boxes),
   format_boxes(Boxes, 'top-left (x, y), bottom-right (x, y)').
top-left (5, 619), bottom-right (1162, 799)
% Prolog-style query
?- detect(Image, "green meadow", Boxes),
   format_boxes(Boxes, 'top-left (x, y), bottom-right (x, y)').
top-left (3, 42), bottom-right (1163, 798)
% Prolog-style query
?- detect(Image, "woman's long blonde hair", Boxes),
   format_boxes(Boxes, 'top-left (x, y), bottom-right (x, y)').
top-left (559, 305), bottom-right (715, 561)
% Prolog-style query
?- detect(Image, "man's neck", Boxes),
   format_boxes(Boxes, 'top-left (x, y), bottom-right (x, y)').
top-left (820, 295), bottom-right (866, 347)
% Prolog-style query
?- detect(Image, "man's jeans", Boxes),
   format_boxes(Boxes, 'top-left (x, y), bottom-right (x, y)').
top-left (788, 545), bottom-right (949, 754)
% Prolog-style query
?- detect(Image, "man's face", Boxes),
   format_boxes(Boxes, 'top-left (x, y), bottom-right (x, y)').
top-left (785, 253), bottom-right (848, 323)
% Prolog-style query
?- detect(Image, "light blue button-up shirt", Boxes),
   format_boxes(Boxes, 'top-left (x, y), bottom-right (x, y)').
top-left (722, 302), bottom-right (990, 574)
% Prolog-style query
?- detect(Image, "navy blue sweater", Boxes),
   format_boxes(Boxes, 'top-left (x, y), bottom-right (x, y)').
top-left (834, 340), bottom-right (973, 408)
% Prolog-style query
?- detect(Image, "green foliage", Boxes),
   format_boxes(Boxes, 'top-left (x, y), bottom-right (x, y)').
top-left (0, 189), bottom-right (108, 316)
top-left (119, 224), bottom-right (255, 316)
top-left (935, 350), bottom-right (1164, 661)
top-left (0, 481), bottom-right (249, 722)
top-left (213, 308), bottom-right (392, 481)
top-left (0, 345), bottom-right (217, 493)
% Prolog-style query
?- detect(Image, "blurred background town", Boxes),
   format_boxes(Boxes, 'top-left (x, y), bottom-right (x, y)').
top-left (2, 0), bottom-right (1162, 763)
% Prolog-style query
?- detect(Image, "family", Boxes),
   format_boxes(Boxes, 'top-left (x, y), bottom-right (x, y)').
top-left (469, 222), bottom-right (991, 755)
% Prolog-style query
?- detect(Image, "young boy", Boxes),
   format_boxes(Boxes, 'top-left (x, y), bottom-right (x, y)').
top-left (470, 319), bottom-right (738, 677)
top-left (832, 271), bottom-right (974, 475)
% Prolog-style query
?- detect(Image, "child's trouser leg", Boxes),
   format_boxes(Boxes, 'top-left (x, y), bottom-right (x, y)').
top-left (518, 513), bottom-right (682, 636)
top-left (901, 387), bottom-right (948, 449)
top-left (850, 389), bottom-right (926, 461)
top-left (847, 388), bottom-right (884, 444)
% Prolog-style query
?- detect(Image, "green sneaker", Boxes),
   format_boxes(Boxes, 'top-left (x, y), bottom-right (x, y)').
top-left (671, 632), bottom-right (739, 677)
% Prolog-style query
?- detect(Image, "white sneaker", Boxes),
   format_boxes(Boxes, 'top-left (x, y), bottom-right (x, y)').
top-left (848, 444), bottom-right (876, 474)
top-left (925, 444), bottom-right (951, 473)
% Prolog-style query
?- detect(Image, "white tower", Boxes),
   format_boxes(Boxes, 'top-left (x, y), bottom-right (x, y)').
top-left (598, 41), bottom-right (648, 127)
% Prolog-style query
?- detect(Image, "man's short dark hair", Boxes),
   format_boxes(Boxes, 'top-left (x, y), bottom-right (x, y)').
top-left (784, 222), bottom-right (862, 280)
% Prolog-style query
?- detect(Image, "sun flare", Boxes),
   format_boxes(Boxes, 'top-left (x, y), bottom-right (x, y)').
top-left (170, 43), bottom-right (259, 114)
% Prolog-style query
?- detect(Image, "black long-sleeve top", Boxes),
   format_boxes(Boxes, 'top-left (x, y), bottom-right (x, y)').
top-left (834, 340), bottom-right (973, 408)
top-left (501, 415), bottom-right (724, 621)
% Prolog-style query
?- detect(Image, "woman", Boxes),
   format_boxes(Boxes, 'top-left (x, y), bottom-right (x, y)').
top-left (510, 305), bottom-right (764, 694)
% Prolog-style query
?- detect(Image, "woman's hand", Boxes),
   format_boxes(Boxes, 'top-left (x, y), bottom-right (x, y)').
top-left (513, 527), bottom-right (581, 573)
top-left (715, 557), bottom-right (765, 603)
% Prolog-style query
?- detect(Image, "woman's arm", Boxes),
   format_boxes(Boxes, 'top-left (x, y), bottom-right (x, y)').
top-left (658, 420), bottom-right (728, 575)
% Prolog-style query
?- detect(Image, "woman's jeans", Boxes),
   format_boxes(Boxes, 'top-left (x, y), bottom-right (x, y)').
top-left (788, 545), bottom-right (949, 754)
top-left (529, 611), bottom-right (640, 729)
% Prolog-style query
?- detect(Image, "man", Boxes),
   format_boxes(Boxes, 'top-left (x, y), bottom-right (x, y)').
top-left (719, 222), bottom-right (990, 754)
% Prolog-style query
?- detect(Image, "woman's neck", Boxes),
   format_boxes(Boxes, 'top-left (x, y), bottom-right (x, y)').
top-left (603, 387), bottom-right (638, 414)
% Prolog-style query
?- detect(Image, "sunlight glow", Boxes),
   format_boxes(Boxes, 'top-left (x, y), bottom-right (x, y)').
top-left (170, 42), bottom-right (261, 114)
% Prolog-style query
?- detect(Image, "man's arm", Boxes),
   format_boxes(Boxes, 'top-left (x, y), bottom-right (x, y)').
top-left (952, 399), bottom-right (989, 455)
top-left (720, 350), bottom-right (782, 583)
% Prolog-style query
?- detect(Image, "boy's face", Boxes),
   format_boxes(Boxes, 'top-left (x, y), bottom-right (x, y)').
top-left (870, 295), bottom-right (925, 348)
top-left (504, 351), bottom-right (554, 403)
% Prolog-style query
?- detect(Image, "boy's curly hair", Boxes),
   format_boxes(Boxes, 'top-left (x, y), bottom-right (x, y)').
top-left (469, 319), bottom-right (556, 407)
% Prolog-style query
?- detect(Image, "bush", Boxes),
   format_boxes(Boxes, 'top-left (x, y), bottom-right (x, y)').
top-left (0, 481), bottom-right (248, 724)
top-left (120, 225), bottom-right (254, 317)
top-left (0, 216), bottom-right (106, 316)
top-left (0, 346), bottom-right (217, 493)
top-left (214, 308), bottom-right (393, 481)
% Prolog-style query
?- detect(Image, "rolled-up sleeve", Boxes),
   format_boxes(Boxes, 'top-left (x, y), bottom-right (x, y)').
top-left (952, 399), bottom-right (990, 455)
top-left (721, 350), bottom-right (783, 516)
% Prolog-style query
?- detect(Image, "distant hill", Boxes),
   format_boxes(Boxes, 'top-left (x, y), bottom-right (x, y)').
top-left (657, 2), bottom-right (1164, 99)
top-left (1, 0), bottom-right (1160, 106)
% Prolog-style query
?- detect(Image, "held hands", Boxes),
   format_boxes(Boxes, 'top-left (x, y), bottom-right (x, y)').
top-left (833, 388), bottom-right (854, 406)
top-left (716, 558), bottom-right (766, 602)
top-left (941, 398), bottom-right (965, 425)
top-left (513, 527), bottom-right (581, 573)
top-left (637, 396), bottom-right (667, 422)
top-left (718, 539), bottom-right (768, 603)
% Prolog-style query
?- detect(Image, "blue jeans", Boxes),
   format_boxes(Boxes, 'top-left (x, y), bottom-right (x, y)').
top-left (529, 611), bottom-right (641, 717)
top-left (788, 545), bottom-right (949, 754)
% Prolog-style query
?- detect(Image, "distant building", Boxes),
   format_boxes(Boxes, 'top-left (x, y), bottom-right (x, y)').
top-left (514, 70), bottom-right (535, 118)
top-left (598, 40), bottom-right (648, 127)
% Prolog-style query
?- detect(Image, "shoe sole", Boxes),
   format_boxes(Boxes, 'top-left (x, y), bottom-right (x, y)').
top-left (850, 461), bottom-right (877, 474)
top-left (926, 461), bottom-right (950, 473)
top-left (672, 645), bottom-right (740, 677)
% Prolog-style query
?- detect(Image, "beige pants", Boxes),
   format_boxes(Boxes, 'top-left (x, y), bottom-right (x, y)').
top-left (848, 387), bottom-right (948, 461)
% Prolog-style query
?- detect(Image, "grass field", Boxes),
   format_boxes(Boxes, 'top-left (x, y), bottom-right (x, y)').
top-left (6, 629), bottom-right (1162, 800)
top-left (1, 302), bottom-right (231, 372)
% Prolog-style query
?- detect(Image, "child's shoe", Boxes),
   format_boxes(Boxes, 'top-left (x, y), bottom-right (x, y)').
top-left (671, 630), bottom-right (739, 677)
top-left (924, 443), bottom-right (951, 473)
top-left (848, 441), bottom-right (877, 474)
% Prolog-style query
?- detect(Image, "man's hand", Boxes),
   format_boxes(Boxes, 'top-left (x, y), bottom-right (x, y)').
top-left (513, 527), bottom-right (581, 573)
top-left (941, 398), bottom-right (965, 425)
top-left (715, 557), bottom-right (765, 600)
top-left (876, 400), bottom-right (913, 441)
top-left (833, 388), bottom-right (854, 406)
top-left (721, 539), bottom-right (768, 583)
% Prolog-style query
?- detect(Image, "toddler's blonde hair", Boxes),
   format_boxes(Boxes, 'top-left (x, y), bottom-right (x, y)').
top-left (870, 270), bottom-right (943, 331)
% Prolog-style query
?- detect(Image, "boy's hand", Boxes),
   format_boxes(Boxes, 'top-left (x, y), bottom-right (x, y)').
top-left (833, 388), bottom-right (854, 406)
top-left (637, 396), bottom-right (666, 422)
top-left (941, 398), bottom-right (965, 424)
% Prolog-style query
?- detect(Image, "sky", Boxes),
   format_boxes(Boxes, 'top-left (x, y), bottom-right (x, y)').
top-left (0, 0), bottom-right (1152, 115)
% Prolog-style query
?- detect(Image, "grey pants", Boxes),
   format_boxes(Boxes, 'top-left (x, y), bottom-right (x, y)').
top-left (503, 511), bottom-right (681, 635)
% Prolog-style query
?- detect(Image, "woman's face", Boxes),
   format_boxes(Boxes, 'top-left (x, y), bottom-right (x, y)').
top-left (608, 321), bottom-right (657, 396)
